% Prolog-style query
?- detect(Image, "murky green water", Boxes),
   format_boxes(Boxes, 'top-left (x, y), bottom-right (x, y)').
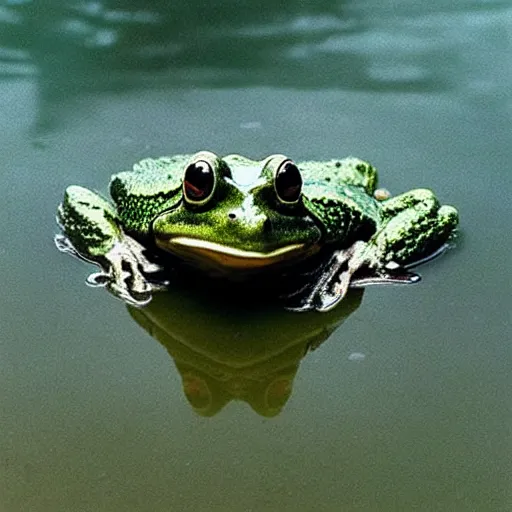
top-left (1, 1), bottom-right (511, 510)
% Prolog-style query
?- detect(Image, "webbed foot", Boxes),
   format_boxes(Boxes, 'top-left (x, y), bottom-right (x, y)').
top-left (287, 241), bottom-right (422, 313)
top-left (55, 233), bottom-right (165, 307)
top-left (286, 242), bottom-right (366, 312)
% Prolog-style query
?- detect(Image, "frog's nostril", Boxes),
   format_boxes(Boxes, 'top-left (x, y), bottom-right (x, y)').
top-left (228, 212), bottom-right (237, 220)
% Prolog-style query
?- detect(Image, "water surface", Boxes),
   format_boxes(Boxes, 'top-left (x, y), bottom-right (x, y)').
top-left (0, 1), bottom-right (511, 510)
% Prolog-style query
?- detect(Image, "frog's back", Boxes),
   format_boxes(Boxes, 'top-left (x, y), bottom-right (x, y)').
top-left (111, 155), bottom-right (192, 197)
top-left (299, 158), bottom-right (381, 245)
top-left (109, 155), bottom-right (192, 233)
top-left (298, 157), bottom-right (378, 194)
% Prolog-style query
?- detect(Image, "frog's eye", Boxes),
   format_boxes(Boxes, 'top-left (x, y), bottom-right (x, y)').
top-left (183, 160), bottom-right (216, 204)
top-left (275, 160), bottom-right (302, 204)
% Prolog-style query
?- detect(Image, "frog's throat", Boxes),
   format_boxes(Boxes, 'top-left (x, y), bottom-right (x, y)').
top-left (157, 237), bottom-right (319, 270)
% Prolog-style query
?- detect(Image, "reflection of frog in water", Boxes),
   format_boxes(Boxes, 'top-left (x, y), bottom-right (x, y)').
top-left (56, 152), bottom-right (458, 311)
top-left (129, 286), bottom-right (364, 417)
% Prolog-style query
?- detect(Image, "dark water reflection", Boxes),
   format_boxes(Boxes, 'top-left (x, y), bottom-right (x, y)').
top-left (0, 1), bottom-right (511, 511)
top-left (128, 286), bottom-right (364, 417)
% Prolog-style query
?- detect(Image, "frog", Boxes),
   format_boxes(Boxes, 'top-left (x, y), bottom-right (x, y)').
top-left (55, 151), bottom-right (459, 311)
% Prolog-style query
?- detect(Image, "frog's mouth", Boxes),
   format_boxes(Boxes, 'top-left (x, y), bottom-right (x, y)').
top-left (156, 237), bottom-right (319, 272)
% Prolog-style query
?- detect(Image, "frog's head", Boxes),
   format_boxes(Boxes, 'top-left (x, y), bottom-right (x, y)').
top-left (152, 151), bottom-right (322, 274)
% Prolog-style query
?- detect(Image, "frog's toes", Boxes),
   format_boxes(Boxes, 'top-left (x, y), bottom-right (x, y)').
top-left (107, 279), bottom-right (153, 307)
top-left (315, 242), bottom-right (369, 311)
top-left (289, 241), bottom-right (368, 312)
top-left (105, 241), bottom-right (152, 287)
top-left (123, 236), bottom-right (163, 274)
top-left (55, 234), bottom-right (79, 257)
top-left (86, 271), bottom-right (111, 287)
top-left (82, 236), bottom-right (164, 306)
top-left (85, 255), bottom-right (153, 307)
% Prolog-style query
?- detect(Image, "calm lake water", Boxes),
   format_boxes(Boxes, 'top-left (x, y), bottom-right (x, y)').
top-left (1, 1), bottom-right (511, 511)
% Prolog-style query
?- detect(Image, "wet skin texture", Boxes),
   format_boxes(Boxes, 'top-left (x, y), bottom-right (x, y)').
top-left (56, 151), bottom-right (459, 311)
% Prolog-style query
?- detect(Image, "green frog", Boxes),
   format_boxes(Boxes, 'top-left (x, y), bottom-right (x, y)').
top-left (55, 151), bottom-right (459, 311)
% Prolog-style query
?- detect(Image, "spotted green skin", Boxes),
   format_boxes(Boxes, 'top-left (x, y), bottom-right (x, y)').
top-left (56, 152), bottom-right (459, 305)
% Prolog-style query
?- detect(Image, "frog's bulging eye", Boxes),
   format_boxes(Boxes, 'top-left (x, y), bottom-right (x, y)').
top-left (275, 161), bottom-right (302, 204)
top-left (183, 161), bottom-right (215, 204)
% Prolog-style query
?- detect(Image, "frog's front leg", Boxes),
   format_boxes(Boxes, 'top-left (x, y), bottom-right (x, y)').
top-left (294, 189), bottom-right (458, 312)
top-left (56, 186), bottom-right (163, 306)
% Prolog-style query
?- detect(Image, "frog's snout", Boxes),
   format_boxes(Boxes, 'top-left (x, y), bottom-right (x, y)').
top-left (226, 206), bottom-right (271, 233)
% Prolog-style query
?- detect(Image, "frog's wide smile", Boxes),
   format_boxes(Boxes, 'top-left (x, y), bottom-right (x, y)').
top-left (156, 236), bottom-right (317, 270)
